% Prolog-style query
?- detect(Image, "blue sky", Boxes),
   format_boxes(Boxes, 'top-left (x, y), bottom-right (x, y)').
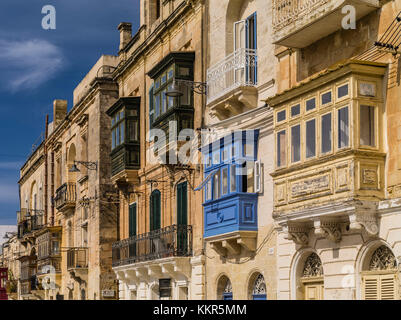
top-left (0, 0), bottom-right (140, 224)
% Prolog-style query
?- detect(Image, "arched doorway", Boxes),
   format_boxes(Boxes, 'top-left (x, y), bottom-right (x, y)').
top-left (249, 273), bottom-right (266, 300)
top-left (362, 245), bottom-right (398, 300)
top-left (301, 252), bottom-right (324, 300)
top-left (217, 276), bottom-right (233, 300)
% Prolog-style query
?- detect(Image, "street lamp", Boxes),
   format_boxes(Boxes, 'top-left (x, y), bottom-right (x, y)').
top-left (165, 78), bottom-right (207, 97)
top-left (69, 161), bottom-right (98, 173)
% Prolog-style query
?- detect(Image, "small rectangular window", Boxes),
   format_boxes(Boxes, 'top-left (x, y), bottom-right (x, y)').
top-left (306, 119), bottom-right (316, 158)
top-left (360, 105), bottom-right (375, 146)
top-left (291, 104), bottom-right (300, 117)
top-left (277, 130), bottom-right (287, 167)
top-left (338, 84), bottom-right (348, 98)
top-left (230, 164), bottom-right (236, 193)
top-left (338, 107), bottom-right (349, 148)
top-left (277, 110), bottom-right (286, 122)
top-left (222, 167), bottom-right (228, 195)
top-left (321, 91), bottom-right (332, 105)
top-left (306, 98), bottom-right (316, 111)
top-left (321, 113), bottom-right (332, 154)
top-left (213, 170), bottom-right (221, 200)
top-left (291, 125), bottom-right (301, 163)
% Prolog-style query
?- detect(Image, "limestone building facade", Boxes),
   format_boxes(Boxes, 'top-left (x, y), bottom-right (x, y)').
top-left (110, 0), bottom-right (206, 300)
top-left (198, 0), bottom-right (278, 300)
top-left (268, 0), bottom-right (401, 300)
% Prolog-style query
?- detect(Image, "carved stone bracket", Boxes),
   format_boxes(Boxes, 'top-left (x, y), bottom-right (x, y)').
top-left (314, 220), bottom-right (342, 242)
top-left (284, 225), bottom-right (310, 245)
top-left (349, 211), bottom-right (379, 236)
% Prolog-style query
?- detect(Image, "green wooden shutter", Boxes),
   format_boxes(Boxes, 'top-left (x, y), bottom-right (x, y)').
top-left (177, 182), bottom-right (188, 226)
top-left (150, 190), bottom-right (161, 231)
top-left (129, 203), bottom-right (137, 237)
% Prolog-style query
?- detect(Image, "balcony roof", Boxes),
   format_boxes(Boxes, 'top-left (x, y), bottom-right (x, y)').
top-left (265, 59), bottom-right (387, 107)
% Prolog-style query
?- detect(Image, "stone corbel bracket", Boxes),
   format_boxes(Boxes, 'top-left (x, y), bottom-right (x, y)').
top-left (348, 211), bottom-right (379, 236)
top-left (314, 219), bottom-right (342, 242)
top-left (284, 225), bottom-right (310, 245)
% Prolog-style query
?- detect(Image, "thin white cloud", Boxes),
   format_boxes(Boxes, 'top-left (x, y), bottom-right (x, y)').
top-left (0, 161), bottom-right (22, 170)
top-left (0, 184), bottom-right (18, 203)
top-left (0, 38), bottom-right (64, 91)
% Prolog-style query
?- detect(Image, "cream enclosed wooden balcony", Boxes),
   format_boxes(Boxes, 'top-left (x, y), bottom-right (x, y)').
top-left (266, 60), bottom-right (387, 244)
top-left (272, 0), bottom-right (380, 48)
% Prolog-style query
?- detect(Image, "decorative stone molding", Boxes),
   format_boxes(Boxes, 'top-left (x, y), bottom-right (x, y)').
top-left (283, 225), bottom-right (309, 245)
top-left (314, 220), bottom-right (342, 242)
top-left (349, 211), bottom-right (378, 236)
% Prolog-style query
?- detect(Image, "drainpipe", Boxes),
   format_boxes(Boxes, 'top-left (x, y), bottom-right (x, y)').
top-left (51, 152), bottom-right (55, 226)
top-left (44, 115), bottom-right (49, 225)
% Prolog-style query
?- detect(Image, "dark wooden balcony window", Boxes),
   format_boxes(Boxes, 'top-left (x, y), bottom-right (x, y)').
top-left (107, 97), bottom-right (141, 176)
top-left (148, 52), bottom-right (195, 134)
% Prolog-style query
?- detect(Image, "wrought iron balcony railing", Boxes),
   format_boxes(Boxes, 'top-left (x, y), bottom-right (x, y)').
top-left (112, 224), bottom-right (193, 267)
top-left (67, 247), bottom-right (88, 270)
top-left (17, 209), bottom-right (46, 238)
top-left (54, 182), bottom-right (77, 211)
top-left (206, 48), bottom-right (257, 105)
top-left (272, 0), bottom-right (329, 31)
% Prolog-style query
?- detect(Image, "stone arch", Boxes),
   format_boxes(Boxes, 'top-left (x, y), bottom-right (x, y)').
top-left (149, 282), bottom-right (159, 300)
top-left (216, 274), bottom-right (232, 300)
top-left (30, 181), bottom-right (38, 210)
top-left (67, 143), bottom-right (77, 182)
top-left (225, 0), bottom-right (257, 55)
top-left (290, 248), bottom-right (324, 300)
top-left (356, 240), bottom-right (398, 299)
top-left (247, 271), bottom-right (267, 300)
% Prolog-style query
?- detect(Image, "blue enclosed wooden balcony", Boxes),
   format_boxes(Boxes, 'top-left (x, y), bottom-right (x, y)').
top-left (197, 130), bottom-right (261, 255)
top-left (204, 192), bottom-right (258, 237)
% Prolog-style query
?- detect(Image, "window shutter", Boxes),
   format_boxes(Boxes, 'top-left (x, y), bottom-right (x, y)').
top-left (363, 274), bottom-right (397, 300)
top-left (363, 275), bottom-right (379, 300)
top-left (234, 20), bottom-right (246, 51)
top-left (380, 274), bottom-right (396, 300)
top-left (254, 160), bottom-right (262, 193)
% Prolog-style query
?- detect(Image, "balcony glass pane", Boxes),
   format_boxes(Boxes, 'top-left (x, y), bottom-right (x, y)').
top-left (321, 113), bottom-right (332, 153)
top-left (213, 170), bottom-right (221, 200)
top-left (277, 130), bottom-right (286, 167)
top-left (291, 104), bottom-right (300, 117)
top-left (306, 119), bottom-right (316, 158)
top-left (321, 91), bottom-right (332, 105)
top-left (360, 105), bottom-right (375, 146)
top-left (291, 125), bottom-right (300, 163)
top-left (277, 110), bottom-right (286, 122)
top-left (338, 84), bottom-right (348, 98)
top-left (222, 167), bottom-right (228, 195)
top-left (230, 164), bottom-right (236, 192)
top-left (338, 106), bottom-right (349, 148)
top-left (306, 98), bottom-right (316, 111)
